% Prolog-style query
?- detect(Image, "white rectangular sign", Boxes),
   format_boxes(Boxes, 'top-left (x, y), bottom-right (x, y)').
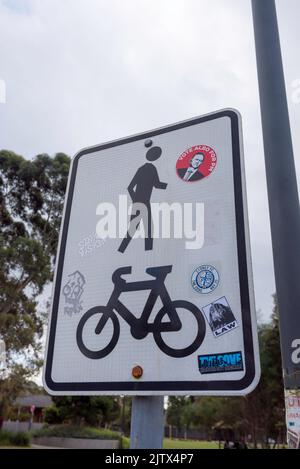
top-left (286, 390), bottom-right (300, 448)
top-left (44, 109), bottom-right (260, 395)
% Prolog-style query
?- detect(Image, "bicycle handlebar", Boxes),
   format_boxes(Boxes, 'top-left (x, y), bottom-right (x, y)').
top-left (112, 267), bottom-right (132, 284)
top-left (112, 265), bottom-right (173, 285)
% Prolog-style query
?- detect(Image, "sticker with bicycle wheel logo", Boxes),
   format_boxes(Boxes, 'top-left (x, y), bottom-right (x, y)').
top-left (201, 296), bottom-right (238, 338)
top-left (191, 265), bottom-right (219, 294)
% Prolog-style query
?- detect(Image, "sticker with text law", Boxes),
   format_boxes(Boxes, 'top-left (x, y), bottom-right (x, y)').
top-left (202, 296), bottom-right (238, 338)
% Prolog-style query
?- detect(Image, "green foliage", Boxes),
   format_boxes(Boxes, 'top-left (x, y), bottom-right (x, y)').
top-left (9, 431), bottom-right (31, 446)
top-left (0, 364), bottom-right (34, 417)
top-left (0, 430), bottom-right (10, 446)
top-left (32, 424), bottom-right (120, 441)
top-left (44, 396), bottom-right (120, 427)
top-left (0, 151), bottom-right (70, 362)
top-left (0, 150), bottom-right (70, 414)
top-left (118, 437), bottom-right (219, 450)
top-left (164, 439), bottom-right (219, 449)
top-left (166, 397), bottom-right (191, 431)
top-left (241, 295), bottom-right (285, 446)
top-left (117, 396), bottom-right (131, 435)
top-left (191, 397), bottom-right (224, 436)
top-left (0, 430), bottom-right (31, 447)
top-left (121, 436), bottom-right (130, 449)
top-left (43, 405), bottom-right (63, 425)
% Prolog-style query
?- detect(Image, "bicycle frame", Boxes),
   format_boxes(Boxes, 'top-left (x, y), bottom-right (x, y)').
top-left (77, 265), bottom-right (206, 360)
top-left (106, 267), bottom-right (181, 339)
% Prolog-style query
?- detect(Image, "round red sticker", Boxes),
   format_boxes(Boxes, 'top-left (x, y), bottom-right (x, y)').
top-left (176, 145), bottom-right (217, 182)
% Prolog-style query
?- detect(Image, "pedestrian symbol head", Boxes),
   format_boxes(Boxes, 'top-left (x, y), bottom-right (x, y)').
top-left (146, 147), bottom-right (162, 161)
top-left (145, 139), bottom-right (162, 162)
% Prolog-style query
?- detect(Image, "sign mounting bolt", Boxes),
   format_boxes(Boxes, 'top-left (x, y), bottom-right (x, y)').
top-left (132, 365), bottom-right (143, 379)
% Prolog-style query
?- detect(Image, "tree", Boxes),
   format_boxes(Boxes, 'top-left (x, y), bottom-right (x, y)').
top-left (192, 397), bottom-right (224, 439)
top-left (0, 364), bottom-right (43, 419)
top-left (0, 151), bottom-right (70, 414)
top-left (44, 396), bottom-right (120, 427)
top-left (166, 397), bottom-right (189, 433)
top-left (241, 295), bottom-right (285, 447)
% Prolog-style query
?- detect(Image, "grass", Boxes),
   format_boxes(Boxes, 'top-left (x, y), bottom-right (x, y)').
top-left (164, 439), bottom-right (219, 449)
top-left (120, 437), bottom-right (219, 449)
top-left (122, 439), bottom-right (287, 449)
top-left (32, 424), bottom-right (121, 442)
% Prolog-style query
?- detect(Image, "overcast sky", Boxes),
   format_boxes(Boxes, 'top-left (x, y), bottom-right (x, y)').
top-left (1, 0), bottom-right (300, 322)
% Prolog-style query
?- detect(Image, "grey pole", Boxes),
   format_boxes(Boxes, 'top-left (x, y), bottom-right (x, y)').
top-left (251, 0), bottom-right (300, 390)
top-left (130, 396), bottom-right (164, 449)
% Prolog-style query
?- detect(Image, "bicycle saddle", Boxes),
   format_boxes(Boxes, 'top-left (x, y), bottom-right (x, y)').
top-left (146, 265), bottom-right (172, 277)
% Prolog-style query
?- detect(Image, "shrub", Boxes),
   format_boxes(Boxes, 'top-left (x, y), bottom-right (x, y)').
top-left (0, 430), bottom-right (11, 446)
top-left (9, 431), bottom-right (31, 446)
top-left (32, 424), bottom-right (121, 442)
top-left (0, 430), bottom-right (31, 447)
top-left (121, 436), bottom-right (130, 449)
top-left (44, 406), bottom-right (63, 424)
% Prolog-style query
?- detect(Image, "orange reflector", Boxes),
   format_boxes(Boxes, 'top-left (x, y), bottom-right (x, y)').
top-left (132, 365), bottom-right (143, 379)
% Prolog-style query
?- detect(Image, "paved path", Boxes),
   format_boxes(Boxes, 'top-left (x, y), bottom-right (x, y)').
top-left (31, 444), bottom-right (63, 449)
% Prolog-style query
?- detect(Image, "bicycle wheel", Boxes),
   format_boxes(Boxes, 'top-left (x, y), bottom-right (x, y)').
top-left (76, 306), bottom-right (120, 359)
top-left (153, 300), bottom-right (206, 358)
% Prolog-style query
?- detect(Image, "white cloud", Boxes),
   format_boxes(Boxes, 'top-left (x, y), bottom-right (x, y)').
top-left (1, 0), bottom-right (299, 321)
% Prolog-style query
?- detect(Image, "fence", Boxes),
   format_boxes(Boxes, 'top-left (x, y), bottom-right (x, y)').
top-left (2, 420), bottom-right (44, 433)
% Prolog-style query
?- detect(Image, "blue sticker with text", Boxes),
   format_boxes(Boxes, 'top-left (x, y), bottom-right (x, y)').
top-left (198, 351), bottom-right (244, 374)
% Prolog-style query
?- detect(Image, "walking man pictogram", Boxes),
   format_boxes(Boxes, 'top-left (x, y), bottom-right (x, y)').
top-left (118, 141), bottom-right (167, 253)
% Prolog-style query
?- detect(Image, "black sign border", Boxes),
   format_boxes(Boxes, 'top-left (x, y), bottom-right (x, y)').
top-left (44, 109), bottom-right (257, 393)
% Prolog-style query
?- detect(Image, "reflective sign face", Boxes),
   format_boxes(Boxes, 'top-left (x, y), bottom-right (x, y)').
top-left (43, 109), bottom-right (260, 395)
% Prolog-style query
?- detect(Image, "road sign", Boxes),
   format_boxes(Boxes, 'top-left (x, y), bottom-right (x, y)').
top-left (43, 109), bottom-right (260, 395)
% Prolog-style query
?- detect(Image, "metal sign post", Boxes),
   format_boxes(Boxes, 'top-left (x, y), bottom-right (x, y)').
top-left (252, 0), bottom-right (300, 447)
top-left (130, 397), bottom-right (164, 449)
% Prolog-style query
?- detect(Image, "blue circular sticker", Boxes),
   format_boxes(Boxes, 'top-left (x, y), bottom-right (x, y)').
top-left (191, 265), bottom-right (219, 294)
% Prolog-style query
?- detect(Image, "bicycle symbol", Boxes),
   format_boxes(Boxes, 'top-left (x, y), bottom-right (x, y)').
top-left (197, 271), bottom-right (214, 289)
top-left (76, 266), bottom-right (206, 359)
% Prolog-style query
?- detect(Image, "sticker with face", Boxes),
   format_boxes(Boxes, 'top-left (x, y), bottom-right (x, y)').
top-left (62, 271), bottom-right (86, 316)
top-left (201, 296), bottom-right (238, 338)
top-left (176, 145), bottom-right (217, 182)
